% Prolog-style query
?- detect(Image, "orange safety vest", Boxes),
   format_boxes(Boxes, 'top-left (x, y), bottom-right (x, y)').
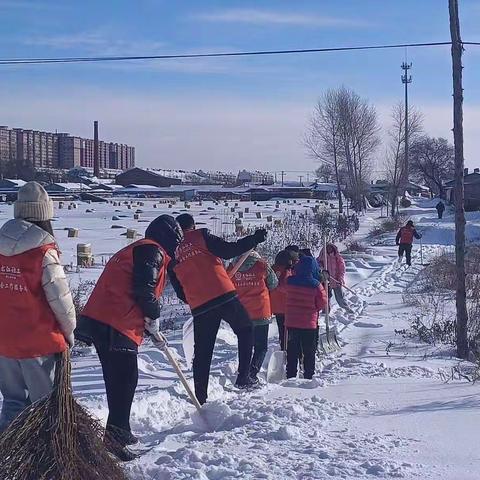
top-left (82, 239), bottom-right (170, 345)
top-left (0, 243), bottom-right (67, 359)
top-left (174, 229), bottom-right (235, 310)
top-left (231, 260), bottom-right (271, 320)
top-left (269, 265), bottom-right (291, 315)
top-left (399, 227), bottom-right (415, 244)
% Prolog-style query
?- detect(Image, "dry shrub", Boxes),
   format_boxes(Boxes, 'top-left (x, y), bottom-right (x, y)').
top-left (369, 215), bottom-right (406, 238)
top-left (402, 247), bottom-right (480, 347)
top-left (345, 240), bottom-right (368, 253)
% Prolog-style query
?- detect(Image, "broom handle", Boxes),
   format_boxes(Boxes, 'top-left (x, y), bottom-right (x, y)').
top-left (328, 276), bottom-right (356, 296)
top-left (154, 335), bottom-right (203, 413)
top-left (228, 248), bottom-right (254, 278)
top-left (323, 237), bottom-right (330, 335)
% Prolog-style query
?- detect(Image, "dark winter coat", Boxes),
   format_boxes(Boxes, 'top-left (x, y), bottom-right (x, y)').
top-left (76, 215), bottom-right (183, 352)
top-left (436, 202), bottom-right (445, 212)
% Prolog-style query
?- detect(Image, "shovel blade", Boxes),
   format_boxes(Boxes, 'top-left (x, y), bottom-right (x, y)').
top-left (319, 331), bottom-right (341, 354)
top-left (267, 350), bottom-right (286, 383)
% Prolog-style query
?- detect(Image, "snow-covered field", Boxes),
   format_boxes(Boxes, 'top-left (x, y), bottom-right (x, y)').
top-left (1, 197), bottom-right (480, 479)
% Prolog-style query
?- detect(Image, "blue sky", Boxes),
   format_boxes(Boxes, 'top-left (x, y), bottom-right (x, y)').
top-left (1, 0), bottom-right (479, 176)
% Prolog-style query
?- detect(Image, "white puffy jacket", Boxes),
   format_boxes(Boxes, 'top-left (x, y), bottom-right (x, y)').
top-left (0, 219), bottom-right (76, 345)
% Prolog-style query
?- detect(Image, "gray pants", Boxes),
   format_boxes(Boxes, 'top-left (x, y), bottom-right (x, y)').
top-left (329, 286), bottom-right (349, 309)
top-left (0, 355), bottom-right (56, 432)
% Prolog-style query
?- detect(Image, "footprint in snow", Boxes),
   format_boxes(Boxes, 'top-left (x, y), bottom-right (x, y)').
top-left (353, 322), bottom-right (383, 328)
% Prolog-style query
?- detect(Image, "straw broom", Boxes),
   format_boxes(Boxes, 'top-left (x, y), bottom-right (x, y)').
top-left (0, 349), bottom-right (128, 480)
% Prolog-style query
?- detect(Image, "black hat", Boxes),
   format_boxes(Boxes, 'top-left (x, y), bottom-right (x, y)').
top-left (145, 215), bottom-right (183, 256)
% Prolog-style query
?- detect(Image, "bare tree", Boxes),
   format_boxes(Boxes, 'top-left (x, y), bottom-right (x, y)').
top-left (410, 137), bottom-right (454, 198)
top-left (305, 87), bottom-right (380, 213)
top-left (384, 103), bottom-right (423, 216)
top-left (337, 87), bottom-right (380, 211)
top-left (305, 90), bottom-right (344, 212)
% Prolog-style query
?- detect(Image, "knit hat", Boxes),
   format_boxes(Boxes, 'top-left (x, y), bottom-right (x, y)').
top-left (14, 181), bottom-right (54, 222)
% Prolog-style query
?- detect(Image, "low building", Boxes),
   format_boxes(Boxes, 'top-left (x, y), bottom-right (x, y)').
top-left (237, 170), bottom-right (274, 185)
top-left (115, 168), bottom-right (182, 187)
top-left (45, 183), bottom-right (91, 193)
top-left (445, 168), bottom-right (480, 211)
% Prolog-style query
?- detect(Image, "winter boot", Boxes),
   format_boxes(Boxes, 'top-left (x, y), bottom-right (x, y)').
top-left (106, 424), bottom-right (138, 446)
top-left (104, 431), bottom-right (138, 462)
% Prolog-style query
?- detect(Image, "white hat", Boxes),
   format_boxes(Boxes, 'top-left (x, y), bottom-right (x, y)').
top-left (14, 181), bottom-right (54, 222)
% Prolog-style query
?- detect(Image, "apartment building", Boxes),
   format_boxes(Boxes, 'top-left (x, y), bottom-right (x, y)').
top-left (0, 125), bottom-right (134, 175)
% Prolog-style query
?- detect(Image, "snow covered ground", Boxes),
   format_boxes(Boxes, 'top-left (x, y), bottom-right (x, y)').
top-left (1, 197), bottom-right (480, 479)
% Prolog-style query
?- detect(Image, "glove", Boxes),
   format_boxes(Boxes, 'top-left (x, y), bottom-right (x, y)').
top-left (144, 317), bottom-right (160, 336)
top-left (254, 229), bottom-right (268, 244)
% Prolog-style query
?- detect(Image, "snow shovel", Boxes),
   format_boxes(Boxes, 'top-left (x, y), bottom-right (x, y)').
top-left (267, 328), bottom-right (287, 383)
top-left (328, 276), bottom-right (366, 307)
top-left (153, 332), bottom-right (204, 414)
top-left (319, 238), bottom-right (341, 353)
top-left (182, 248), bottom-right (254, 368)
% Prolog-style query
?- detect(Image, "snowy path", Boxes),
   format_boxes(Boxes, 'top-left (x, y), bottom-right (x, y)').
top-left (103, 230), bottom-right (479, 479)
top-left (2, 199), bottom-right (479, 479)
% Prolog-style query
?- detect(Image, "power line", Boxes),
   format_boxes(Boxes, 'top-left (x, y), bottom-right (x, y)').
top-left (0, 41), bottom-right (455, 66)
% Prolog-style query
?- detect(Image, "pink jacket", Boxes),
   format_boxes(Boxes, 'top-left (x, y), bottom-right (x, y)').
top-left (285, 284), bottom-right (327, 329)
top-left (318, 246), bottom-right (346, 286)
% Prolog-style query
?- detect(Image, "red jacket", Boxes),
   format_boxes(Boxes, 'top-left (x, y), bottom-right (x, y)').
top-left (285, 284), bottom-right (327, 329)
top-left (82, 238), bottom-right (169, 345)
top-left (0, 244), bottom-right (67, 358)
top-left (396, 226), bottom-right (420, 245)
top-left (231, 260), bottom-right (271, 320)
top-left (270, 265), bottom-right (291, 314)
top-left (174, 229), bottom-right (235, 310)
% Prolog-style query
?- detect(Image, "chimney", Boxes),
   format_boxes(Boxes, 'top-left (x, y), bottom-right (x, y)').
top-left (475, 168), bottom-right (480, 174)
top-left (464, 167), bottom-right (469, 176)
top-left (93, 121), bottom-right (100, 178)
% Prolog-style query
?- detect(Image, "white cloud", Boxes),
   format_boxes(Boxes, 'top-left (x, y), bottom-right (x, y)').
top-left (193, 9), bottom-right (372, 28)
top-left (23, 31), bottom-right (166, 56)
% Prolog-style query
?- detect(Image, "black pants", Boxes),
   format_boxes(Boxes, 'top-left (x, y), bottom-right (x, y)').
top-left (250, 324), bottom-right (269, 376)
top-left (286, 328), bottom-right (317, 379)
top-left (398, 243), bottom-right (413, 266)
top-left (275, 314), bottom-right (286, 351)
top-left (94, 340), bottom-right (138, 435)
top-left (437, 210), bottom-right (444, 219)
top-left (193, 298), bottom-right (253, 404)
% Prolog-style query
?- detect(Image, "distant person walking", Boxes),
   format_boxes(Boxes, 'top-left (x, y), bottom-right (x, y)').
top-left (436, 201), bottom-right (445, 219)
top-left (396, 220), bottom-right (422, 267)
top-left (173, 213), bottom-right (267, 404)
top-left (229, 251), bottom-right (278, 383)
top-left (0, 182), bottom-right (76, 432)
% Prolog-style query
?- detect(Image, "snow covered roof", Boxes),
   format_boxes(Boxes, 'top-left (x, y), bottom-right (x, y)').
top-left (47, 183), bottom-right (91, 191)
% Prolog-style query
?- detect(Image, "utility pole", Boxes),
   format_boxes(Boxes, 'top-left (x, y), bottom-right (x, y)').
top-left (298, 175), bottom-right (304, 186)
top-left (280, 170), bottom-right (285, 187)
top-left (401, 62), bottom-right (412, 194)
top-left (449, 0), bottom-right (468, 359)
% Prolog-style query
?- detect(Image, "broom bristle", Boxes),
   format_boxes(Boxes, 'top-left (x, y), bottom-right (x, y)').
top-left (0, 350), bottom-right (129, 480)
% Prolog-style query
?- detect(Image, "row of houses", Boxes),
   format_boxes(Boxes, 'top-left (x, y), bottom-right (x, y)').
top-left (114, 167), bottom-right (275, 188)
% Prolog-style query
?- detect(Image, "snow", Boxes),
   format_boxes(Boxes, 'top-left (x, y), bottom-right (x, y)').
top-left (1, 196), bottom-right (480, 479)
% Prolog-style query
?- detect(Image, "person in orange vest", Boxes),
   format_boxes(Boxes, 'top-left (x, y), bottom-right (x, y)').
top-left (270, 249), bottom-right (298, 350)
top-left (174, 213), bottom-right (267, 404)
top-left (0, 182), bottom-right (76, 432)
top-left (229, 251), bottom-right (278, 383)
top-left (76, 215), bottom-right (183, 459)
top-left (395, 220), bottom-right (422, 266)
